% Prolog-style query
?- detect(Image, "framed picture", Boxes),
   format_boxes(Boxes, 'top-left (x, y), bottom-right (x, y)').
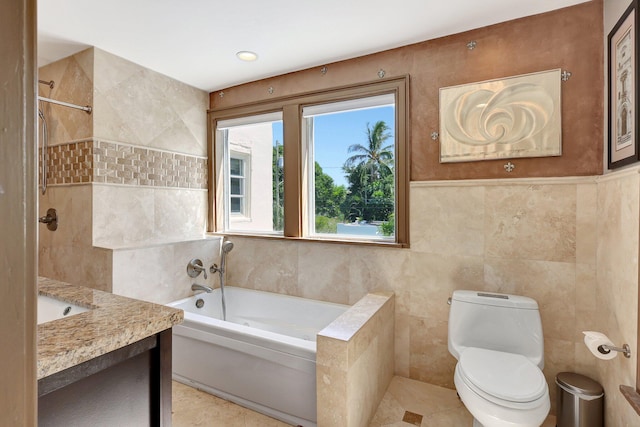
top-left (608, 0), bottom-right (639, 169)
top-left (439, 69), bottom-right (562, 163)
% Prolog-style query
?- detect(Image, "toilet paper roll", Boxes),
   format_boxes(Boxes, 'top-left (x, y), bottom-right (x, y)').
top-left (583, 331), bottom-right (617, 360)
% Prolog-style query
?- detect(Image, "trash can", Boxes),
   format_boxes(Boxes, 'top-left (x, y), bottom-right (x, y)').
top-left (556, 372), bottom-right (604, 427)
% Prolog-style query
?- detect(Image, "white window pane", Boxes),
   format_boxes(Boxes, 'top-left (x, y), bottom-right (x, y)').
top-left (230, 177), bottom-right (243, 195)
top-left (302, 94), bottom-right (394, 118)
top-left (217, 111), bottom-right (283, 130)
top-left (230, 197), bottom-right (242, 214)
top-left (306, 102), bottom-right (396, 240)
top-left (230, 158), bottom-right (243, 176)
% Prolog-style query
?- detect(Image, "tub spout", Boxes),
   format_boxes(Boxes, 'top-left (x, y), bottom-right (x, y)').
top-left (191, 283), bottom-right (213, 293)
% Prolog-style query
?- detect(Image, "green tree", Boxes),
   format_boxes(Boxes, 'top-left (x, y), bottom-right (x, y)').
top-left (315, 162), bottom-right (345, 219)
top-left (272, 142), bottom-right (284, 231)
top-left (341, 121), bottom-right (395, 224)
top-left (343, 121), bottom-right (393, 181)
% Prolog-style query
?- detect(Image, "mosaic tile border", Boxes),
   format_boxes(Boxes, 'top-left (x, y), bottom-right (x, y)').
top-left (40, 141), bottom-right (93, 185)
top-left (41, 140), bottom-right (208, 189)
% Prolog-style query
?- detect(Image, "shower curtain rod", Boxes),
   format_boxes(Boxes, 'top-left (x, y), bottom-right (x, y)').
top-left (38, 96), bottom-right (92, 114)
top-left (38, 79), bottom-right (55, 89)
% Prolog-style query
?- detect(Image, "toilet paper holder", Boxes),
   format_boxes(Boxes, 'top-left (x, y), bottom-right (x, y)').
top-left (598, 343), bottom-right (631, 358)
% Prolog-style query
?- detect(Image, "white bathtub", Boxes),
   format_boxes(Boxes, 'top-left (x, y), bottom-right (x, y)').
top-left (167, 286), bottom-right (349, 427)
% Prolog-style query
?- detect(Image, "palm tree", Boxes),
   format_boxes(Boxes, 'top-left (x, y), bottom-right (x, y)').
top-left (341, 121), bottom-right (395, 222)
top-left (343, 121), bottom-right (393, 181)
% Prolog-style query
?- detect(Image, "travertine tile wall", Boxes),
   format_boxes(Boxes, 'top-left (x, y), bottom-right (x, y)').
top-left (226, 176), bottom-right (601, 415)
top-left (227, 170), bottom-right (640, 424)
top-left (93, 49), bottom-right (207, 155)
top-left (317, 293), bottom-right (395, 427)
top-left (593, 169), bottom-right (639, 427)
top-left (38, 47), bottom-right (210, 299)
top-left (38, 185), bottom-right (113, 292)
top-left (92, 184), bottom-right (208, 248)
top-left (37, 48), bottom-right (93, 143)
top-left (111, 237), bottom-right (221, 304)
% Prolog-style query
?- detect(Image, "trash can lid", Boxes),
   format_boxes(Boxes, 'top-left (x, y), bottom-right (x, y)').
top-left (556, 372), bottom-right (604, 397)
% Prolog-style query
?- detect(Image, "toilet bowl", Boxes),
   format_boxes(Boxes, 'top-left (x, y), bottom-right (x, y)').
top-left (454, 347), bottom-right (550, 427)
top-left (447, 290), bottom-right (550, 427)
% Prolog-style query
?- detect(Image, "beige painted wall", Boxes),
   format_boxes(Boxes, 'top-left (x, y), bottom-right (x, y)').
top-left (0, 0), bottom-right (37, 424)
top-left (212, 1), bottom-right (604, 181)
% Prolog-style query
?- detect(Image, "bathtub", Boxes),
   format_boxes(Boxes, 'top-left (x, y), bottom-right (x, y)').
top-left (167, 286), bottom-right (349, 427)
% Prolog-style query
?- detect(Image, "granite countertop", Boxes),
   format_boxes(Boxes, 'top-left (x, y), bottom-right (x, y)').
top-left (37, 276), bottom-right (183, 380)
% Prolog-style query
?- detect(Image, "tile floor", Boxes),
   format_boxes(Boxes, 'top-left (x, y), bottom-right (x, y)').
top-left (172, 377), bottom-right (557, 427)
top-left (172, 381), bottom-right (290, 427)
top-left (369, 376), bottom-right (556, 427)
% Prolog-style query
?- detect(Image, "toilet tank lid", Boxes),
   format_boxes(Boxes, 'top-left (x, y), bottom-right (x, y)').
top-left (452, 290), bottom-right (539, 309)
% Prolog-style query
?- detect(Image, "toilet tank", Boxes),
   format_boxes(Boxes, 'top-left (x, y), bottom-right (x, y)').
top-left (448, 290), bottom-right (544, 369)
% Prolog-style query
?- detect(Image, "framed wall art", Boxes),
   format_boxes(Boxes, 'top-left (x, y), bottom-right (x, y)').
top-left (608, 0), bottom-right (639, 169)
top-left (439, 69), bottom-right (562, 163)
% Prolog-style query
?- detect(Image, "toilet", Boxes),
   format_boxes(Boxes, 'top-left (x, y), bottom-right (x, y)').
top-left (448, 290), bottom-right (550, 427)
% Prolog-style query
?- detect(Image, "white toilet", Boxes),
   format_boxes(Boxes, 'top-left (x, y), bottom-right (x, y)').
top-left (448, 290), bottom-right (550, 427)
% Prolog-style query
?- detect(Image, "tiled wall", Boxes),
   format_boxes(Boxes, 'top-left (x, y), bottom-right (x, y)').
top-left (594, 170), bottom-right (639, 426)
top-left (225, 176), bottom-right (603, 415)
top-left (225, 170), bottom-right (640, 424)
top-left (317, 293), bottom-right (395, 427)
top-left (111, 237), bottom-right (222, 304)
top-left (38, 47), bottom-right (210, 298)
top-left (93, 49), bottom-right (208, 155)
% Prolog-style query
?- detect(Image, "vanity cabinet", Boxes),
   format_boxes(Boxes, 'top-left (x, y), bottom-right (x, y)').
top-left (38, 329), bottom-right (172, 426)
top-left (36, 277), bottom-right (183, 427)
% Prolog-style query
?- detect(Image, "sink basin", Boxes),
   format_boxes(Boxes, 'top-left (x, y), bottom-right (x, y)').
top-left (38, 294), bottom-right (89, 325)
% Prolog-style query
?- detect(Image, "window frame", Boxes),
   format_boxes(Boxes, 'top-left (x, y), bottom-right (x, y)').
top-left (208, 76), bottom-right (410, 247)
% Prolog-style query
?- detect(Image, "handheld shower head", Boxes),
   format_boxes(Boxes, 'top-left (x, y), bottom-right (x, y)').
top-left (221, 240), bottom-right (234, 254)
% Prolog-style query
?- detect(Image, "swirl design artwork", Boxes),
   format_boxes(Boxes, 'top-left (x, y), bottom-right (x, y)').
top-left (439, 69), bottom-right (561, 163)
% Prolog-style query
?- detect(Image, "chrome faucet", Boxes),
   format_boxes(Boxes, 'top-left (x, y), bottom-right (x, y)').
top-left (191, 283), bottom-right (213, 293)
top-left (187, 259), bottom-right (207, 280)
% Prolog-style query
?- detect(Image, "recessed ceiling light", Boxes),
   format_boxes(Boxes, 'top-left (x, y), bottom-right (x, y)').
top-left (236, 51), bottom-right (258, 62)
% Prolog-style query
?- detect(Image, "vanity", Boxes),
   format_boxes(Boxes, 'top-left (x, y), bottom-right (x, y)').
top-left (37, 277), bottom-right (183, 427)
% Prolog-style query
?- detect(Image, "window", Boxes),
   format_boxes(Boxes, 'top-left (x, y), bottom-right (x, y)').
top-left (229, 156), bottom-right (246, 215)
top-left (210, 77), bottom-right (409, 246)
top-left (303, 94), bottom-right (396, 240)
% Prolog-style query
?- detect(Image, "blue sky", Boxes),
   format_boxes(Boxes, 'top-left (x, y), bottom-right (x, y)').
top-left (272, 106), bottom-right (395, 187)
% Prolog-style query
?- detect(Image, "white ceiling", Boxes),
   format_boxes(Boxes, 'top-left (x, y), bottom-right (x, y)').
top-left (38, 0), bottom-right (590, 92)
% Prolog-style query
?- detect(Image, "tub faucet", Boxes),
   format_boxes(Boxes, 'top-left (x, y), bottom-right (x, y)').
top-left (187, 259), bottom-right (207, 280)
top-left (191, 283), bottom-right (213, 293)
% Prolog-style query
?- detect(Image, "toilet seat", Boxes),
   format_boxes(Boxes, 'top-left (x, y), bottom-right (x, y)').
top-left (458, 347), bottom-right (548, 409)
